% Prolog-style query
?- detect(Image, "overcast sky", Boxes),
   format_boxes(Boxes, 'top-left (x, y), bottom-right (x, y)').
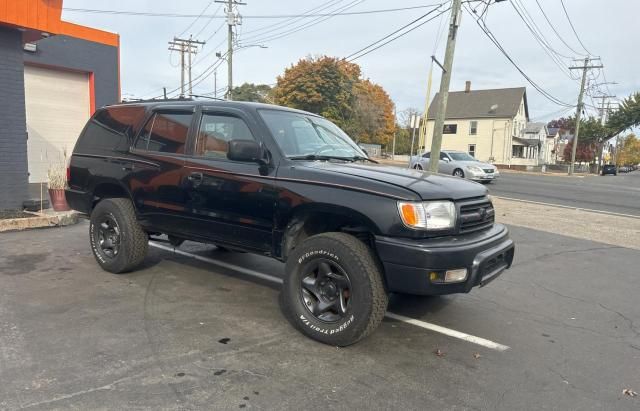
top-left (62, 0), bottom-right (639, 122)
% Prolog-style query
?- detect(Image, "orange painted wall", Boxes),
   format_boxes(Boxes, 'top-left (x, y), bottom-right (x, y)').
top-left (0, 0), bottom-right (119, 47)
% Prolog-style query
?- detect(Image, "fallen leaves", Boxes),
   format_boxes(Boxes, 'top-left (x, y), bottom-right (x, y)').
top-left (623, 388), bottom-right (637, 397)
top-left (434, 349), bottom-right (445, 357)
top-left (473, 353), bottom-right (481, 359)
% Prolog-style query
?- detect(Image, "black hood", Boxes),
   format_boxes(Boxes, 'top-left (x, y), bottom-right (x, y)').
top-left (297, 162), bottom-right (488, 201)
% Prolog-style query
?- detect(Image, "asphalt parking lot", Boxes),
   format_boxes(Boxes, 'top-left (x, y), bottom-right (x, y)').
top-left (1, 221), bottom-right (639, 410)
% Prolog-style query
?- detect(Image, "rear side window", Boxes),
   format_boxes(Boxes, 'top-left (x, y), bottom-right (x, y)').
top-left (74, 106), bottom-right (146, 154)
top-left (134, 112), bottom-right (192, 154)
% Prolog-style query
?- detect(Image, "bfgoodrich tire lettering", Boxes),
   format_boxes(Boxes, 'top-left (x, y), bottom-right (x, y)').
top-left (89, 198), bottom-right (148, 274)
top-left (281, 232), bottom-right (388, 346)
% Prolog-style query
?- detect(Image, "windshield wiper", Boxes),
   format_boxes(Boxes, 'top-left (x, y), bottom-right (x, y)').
top-left (288, 154), bottom-right (355, 161)
top-left (351, 155), bottom-right (378, 164)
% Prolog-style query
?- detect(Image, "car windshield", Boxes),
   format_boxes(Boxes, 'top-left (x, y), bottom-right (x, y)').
top-left (448, 152), bottom-right (477, 161)
top-left (259, 109), bottom-right (366, 159)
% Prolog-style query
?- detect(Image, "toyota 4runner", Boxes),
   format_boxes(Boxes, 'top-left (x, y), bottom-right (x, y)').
top-left (66, 100), bottom-right (515, 346)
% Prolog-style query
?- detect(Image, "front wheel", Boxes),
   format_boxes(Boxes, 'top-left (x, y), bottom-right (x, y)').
top-left (413, 164), bottom-right (423, 171)
top-left (453, 168), bottom-right (465, 178)
top-left (280, 232), bottom-right (388, 346)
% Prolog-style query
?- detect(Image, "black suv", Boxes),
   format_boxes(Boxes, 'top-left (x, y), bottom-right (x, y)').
top-left (66, 100), bottom-right (515, 346)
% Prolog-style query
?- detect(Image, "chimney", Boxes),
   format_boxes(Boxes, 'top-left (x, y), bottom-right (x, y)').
top-left (465, 81), bottom-right (471, 93)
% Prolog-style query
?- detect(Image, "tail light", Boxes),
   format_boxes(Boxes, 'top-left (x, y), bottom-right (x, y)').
top-left (66, 166), bottom-right (71, 183)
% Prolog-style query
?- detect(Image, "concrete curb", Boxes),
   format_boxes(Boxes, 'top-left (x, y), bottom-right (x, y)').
top-left (0, 210), bottom-right (80, 233)
top-left (498, 169), bottom-right (589, 178)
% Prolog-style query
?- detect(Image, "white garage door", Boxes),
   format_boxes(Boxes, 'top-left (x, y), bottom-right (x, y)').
top-left (24, 65), bottom-right (90, 183)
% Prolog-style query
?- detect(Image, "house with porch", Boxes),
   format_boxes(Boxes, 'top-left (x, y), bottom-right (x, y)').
top-left (522, 122), bottom-right (557, 165)
top-left (423, 83), bottom-right (543, 167)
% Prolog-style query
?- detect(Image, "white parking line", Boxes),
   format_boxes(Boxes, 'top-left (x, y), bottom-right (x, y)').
top-left (494, 196), bottom-right (640, 219)
top-left (384, 312), bottom-right (510, 351)
top-left (149, 241), bottom-right (510, 351)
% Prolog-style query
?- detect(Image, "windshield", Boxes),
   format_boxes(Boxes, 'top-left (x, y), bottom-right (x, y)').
top-left (448, 152), bottom-right (477, 161)
top-left (259, 109), bottom-right (366, 159)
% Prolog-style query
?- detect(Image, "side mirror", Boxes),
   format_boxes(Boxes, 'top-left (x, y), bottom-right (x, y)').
top-left (227, 140), bottom-right (266, 164)
top-left (442, 157), bottom-right (450, 162)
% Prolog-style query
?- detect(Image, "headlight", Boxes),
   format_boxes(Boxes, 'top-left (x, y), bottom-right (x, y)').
top-left (397, 201), bottom-right (456, 230)
top-left (466, 165), bottom-right (483, 173)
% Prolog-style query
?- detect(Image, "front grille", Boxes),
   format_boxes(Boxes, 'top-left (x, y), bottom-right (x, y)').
top-left (458, 199), bottom-right (495, 233)
top-left (483, 169), bottom-right (494, 174)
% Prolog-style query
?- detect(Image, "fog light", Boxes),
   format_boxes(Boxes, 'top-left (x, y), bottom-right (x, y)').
top-left (444, 269), bottom-right (468, 283)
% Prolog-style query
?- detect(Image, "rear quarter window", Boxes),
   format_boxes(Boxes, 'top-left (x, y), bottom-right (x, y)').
top-left (74, 106), bottom-right (146, 154)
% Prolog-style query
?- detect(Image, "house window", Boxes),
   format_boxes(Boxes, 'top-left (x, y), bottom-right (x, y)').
top-left (468, 144), bottom-right (476, 158)
top-left (443, 124), bottom-right (457, 134)
top-left (512, 145), bottom-right (524, 158)
top-left (469, 121), bottom-right (478, 135)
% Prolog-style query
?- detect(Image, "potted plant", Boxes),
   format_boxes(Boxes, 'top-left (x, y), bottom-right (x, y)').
top-left (47, 158), bottom-right (70, 212)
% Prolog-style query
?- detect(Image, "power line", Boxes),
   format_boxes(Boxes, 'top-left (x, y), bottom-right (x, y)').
top-left (176, 1), bottom-right (215, 38)
top-left (241, 0), bottom-right (344, 36)
top-left (559, 0), bottom-right (594, 56)
top-left (345, 4), bottom-right (449, 62)
top-left (508, 0), bottom-right (578, 82)
top-left (193, 4), bottom-right (224, 39)
top-left (242, 0), bottom-right (364, 44)
top-left (464, 4), bottom-right (574, 108)
top-left (532, 0), bottom-right (583, 56)
top-left (62, 4), bottom-right (448, 19)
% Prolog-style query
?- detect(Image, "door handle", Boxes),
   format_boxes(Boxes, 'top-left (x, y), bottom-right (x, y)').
top-left (188, 172), bottom-right (203, 186)
top-left (122, 163), bottom-right (134, 171)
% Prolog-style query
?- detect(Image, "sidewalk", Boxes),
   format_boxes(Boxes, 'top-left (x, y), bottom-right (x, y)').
top-left (498, 168), bottom-right (591, 178)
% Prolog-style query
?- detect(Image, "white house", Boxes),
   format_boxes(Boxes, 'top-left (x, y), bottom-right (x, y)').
top-left (422, 83), bottom-right (535, 166)
top-left (522, 122), bottom-right (557, 165)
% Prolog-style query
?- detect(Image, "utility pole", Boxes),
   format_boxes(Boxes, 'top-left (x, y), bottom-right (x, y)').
top-left (596, 94), bottom-right (615, 172)
top-left (169, 37), bottom-right (205, 98)
top-left (391, 107), bottom-right (397, 160)
top-left (216, 0), bottom-right (246, 100)
top-left (214, 69), bottom-right (218, 98)
top-left (568, 57), bottom-right (603, 175)
top-left (428, 0), bottom-right (462, 173)
top-left (409, 113), bottom-right (420, 168)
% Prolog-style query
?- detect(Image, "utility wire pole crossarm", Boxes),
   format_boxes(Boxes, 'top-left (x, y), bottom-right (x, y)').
top-left (169, 37), bottom-right (205, 98)
top-left (215, 0), bottom-right (246, 100)
top-left (567, 57), bottom-right (603, 175)
top-left (428, 0), bottom-right (462, 173)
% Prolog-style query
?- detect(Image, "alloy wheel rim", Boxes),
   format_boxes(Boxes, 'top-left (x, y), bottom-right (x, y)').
top-left (300, 259), bottom-right (352, 323)
top-left (96, 214), bottom-right (121, 259)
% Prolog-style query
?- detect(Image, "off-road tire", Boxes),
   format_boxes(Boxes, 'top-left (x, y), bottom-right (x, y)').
top-left (280, 232), bottom-right (388, 346)
top-left (90, 198), bottom-right (148, 274)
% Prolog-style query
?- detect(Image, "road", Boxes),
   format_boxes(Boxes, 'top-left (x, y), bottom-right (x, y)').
top-left (488, 171), bottom-right (640, 216)
top-left (1, 222), bottom-right (639, 410)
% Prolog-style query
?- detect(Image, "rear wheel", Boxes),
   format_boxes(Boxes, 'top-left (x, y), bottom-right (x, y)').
top-left (453, 168), bottom-right (465, 178)
top-left (89, 198), bottom-right (148, 274)
top-left (413, 164), bottom-right (423, 171)
top-left (280, 232), bottom-right (388, 346)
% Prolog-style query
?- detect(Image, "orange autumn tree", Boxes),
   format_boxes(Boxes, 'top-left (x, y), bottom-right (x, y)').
top-left (274, 56), bottom-right (395, 146)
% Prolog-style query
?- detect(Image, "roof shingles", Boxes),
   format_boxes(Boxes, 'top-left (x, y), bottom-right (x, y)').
top-left (427, 87), bottom-right (527, 120)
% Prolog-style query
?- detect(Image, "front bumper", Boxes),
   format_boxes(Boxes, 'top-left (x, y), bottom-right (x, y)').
top-left (375, 224), bottom-right (514, 295)
top-left (468, 170), bottom-right (499, 181)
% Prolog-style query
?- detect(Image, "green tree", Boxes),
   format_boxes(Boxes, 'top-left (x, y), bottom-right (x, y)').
top-left (232, 83), bottom-right (273, 103)
top-left (607, 92), bottom-right (640, 135)
top-left (273, 56), bottom-right (395, 148)
top-left (274, 56), bottom-right (360, 128)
